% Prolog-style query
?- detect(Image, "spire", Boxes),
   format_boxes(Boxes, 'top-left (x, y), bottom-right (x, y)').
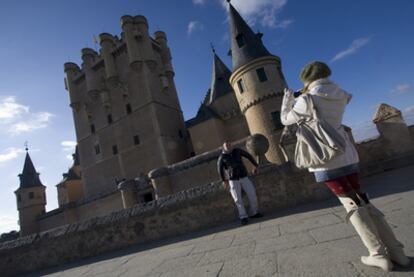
top-left (18, 151), bottom-right (44, 189)
top-left (227, 1), bottom-right (272, 70)
top-left (209, 50), bottom-right (234, 104)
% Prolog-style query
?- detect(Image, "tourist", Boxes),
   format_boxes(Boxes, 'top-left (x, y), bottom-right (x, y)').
top-left (280, 61), bottom-right (409, 271)
top-left (217, 141), bottom-right (263, 225)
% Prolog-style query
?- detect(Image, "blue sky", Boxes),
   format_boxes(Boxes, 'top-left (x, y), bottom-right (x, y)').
top-left (0, 0), bottom-right (413, 233)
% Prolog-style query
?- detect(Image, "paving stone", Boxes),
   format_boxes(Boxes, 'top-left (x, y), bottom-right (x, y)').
top-left (159, 262), bottom-right (223, 277)
top-left (198, 242), bottom-right (256, 266)
top-left (273, 262), bottom-right (360, 277)
top-left (213, 222), bottom-right (260, 239)
top-left (255, 232), bottom-right (316, 255)
top-left (152, 253), bottom-right (204, 273)
top-left (231, 225), bottom-right (280, 246)
top-left (191, 236), bottom-right (234, 254)
top-left (218, 253), bottom-right (277, 277)
top-left (279, 213), bottom-right (342, 234)
top-left (277, 237), bottom-right (364, 273)
top-left (309, 222), bottom-right (356, 243)
top-left (351, 260), bottom-right (414, 277)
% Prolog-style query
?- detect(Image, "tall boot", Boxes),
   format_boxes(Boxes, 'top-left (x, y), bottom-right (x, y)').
top-left (357, 193), bottom-right (410, 267)
top-left (338, 196), bottom-right (393, 272)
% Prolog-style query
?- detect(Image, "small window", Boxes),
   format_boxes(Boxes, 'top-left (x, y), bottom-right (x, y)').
top-left (17, 194), bottom-right (21, 202)
top-left (29, 192), bottom-right (34, 199)
top-left (236, 34), bottom-right (246, 48)
top-left (178, 129), bottom-right (183, 138)
top-left (126, 103), bottom-right (132, 114)
top-left (256, 68), bottom-right (268, 82)
top-left (112, 145), bottom-right (118, 155)
top-left (107, 114), bottom-right (113, 124)
top-left (133, 135), bottom-right (140, 145)
top-left (94, 144), bottom-right (101, 155)
top-left (143, 193), bottom-right (153, 202)
top-left (271, 111), bottom-right (284, 130)
top-left (90, 124), bottom-right (96, 134)
top-left (237, 79), bottom-right (245, 93)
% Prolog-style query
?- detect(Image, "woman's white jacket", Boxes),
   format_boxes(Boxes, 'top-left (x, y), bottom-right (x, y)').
top-left (280, 78), bottom-right (359, 172)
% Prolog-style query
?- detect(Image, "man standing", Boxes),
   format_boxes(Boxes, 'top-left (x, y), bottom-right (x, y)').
top-left (217, 141), bottom-right (263, 225)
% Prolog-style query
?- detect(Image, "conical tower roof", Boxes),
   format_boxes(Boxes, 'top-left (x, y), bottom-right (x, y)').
top-left (209, 51), bottom-right (233, 104)
top-left (227, 1), bottom-right (272, 70)
top-left (18, 152), bottom-right (44, 189)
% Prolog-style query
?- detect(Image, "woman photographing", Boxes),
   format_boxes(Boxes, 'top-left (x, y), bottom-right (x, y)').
top-left (280, 61), bottom-right (409, 271)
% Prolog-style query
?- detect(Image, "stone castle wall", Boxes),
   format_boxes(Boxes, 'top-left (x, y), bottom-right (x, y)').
top-left (36, 190), bottom-right (124, 232)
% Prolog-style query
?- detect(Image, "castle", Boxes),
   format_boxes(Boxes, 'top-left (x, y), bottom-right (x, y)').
top-left (13, 2), bottom-right (289, 236)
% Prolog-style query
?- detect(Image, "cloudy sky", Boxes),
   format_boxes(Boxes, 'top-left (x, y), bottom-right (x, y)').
top-left (1, 0), bottom-right (413, 233)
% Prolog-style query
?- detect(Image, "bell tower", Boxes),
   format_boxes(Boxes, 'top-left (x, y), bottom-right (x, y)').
top-left (227, 1), bottom-right (288, 164)
top-left (14, 147), bottom-right (46, 236)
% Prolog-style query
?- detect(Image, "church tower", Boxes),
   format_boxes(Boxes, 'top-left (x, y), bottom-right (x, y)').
top-left (14, 149), bottom-right (46, 236)
top-left (227, 1), bottom-right (288, 164)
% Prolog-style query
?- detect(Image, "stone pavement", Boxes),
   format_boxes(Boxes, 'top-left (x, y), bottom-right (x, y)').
top-left (27, 166), bottom-right (414, 277)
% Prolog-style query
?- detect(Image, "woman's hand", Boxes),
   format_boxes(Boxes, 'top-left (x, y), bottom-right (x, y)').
top-left (284, 88), bottom-right (295, 98)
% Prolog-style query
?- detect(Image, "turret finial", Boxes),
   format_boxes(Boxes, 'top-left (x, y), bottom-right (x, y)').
top-left (24, 141), bottom-right (29, 152)
top-left (210, 42), bottom-right (216, 53)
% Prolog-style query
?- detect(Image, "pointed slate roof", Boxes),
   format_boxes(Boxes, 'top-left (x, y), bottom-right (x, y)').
top-left (208, 51), bottom-right (234, 104)
top-left (228, 1), bottom-right (272, 70)
top-left (18, 152), bottom-right (44, 189)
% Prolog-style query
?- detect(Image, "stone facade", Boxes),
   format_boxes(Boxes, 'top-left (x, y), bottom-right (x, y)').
top-left (64, 16), bottom-right (190, 200)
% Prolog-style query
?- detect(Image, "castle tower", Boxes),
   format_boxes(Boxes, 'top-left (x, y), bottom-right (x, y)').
top-left (186, 49), bottom-right (249, 154)
top-left (56, 146), bottom-right (84, 207)
top-left (64, 15), bottom-right (189, 199)
top-left (227, 1), bottom-right (288, 164)
top-left (14, 149), bottom-right (46, 236)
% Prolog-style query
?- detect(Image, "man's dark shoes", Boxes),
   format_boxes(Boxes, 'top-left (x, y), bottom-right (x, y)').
top-left (240, 218), bottom-right (249, 225)
top-left (250, 212), bottom-right (263, 219)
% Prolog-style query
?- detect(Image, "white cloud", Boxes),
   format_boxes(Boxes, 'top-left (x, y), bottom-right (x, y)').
top-left (221, 0), bottom-right (292, 29)
top-left (0, 147), bottom-right (25, 163)
top-left (403, 105), bottom-right (414, 125)
top-left (0, 214), bottom-right (18, 234)
top-left (187, 21), bottom-right (204, 35)
top-left (331, 37), bottom-right (372, 63)
top-left (193, 0), bottom-right (206, 5)
top-left (349, 121), bottom-right (380, 142)
top-left (0, 96), bottom-right (53, 136)
top-left (8, 112), bottom-right (53, 135)
top-left (390, 83), bottom-right (411, 95)
top-left (61, 140), bottom-right (77, 152)
top-left (0, 96), bottom-right (29, 122)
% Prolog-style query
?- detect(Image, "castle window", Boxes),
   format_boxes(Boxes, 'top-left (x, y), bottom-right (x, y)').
top-left (236, 34), bottom-right (246, 48)
top-left (133, 135), bottom-right (140, 145)
top-left (17, 194), bottom-right (21, 202)
top-left (178, 129), bottom-right (183, 138)
top-left (107, 114), bottom-right (113, 124)
top-left (94, 144), bottom-right (101, 155)
top-left (29, 192), bottom-right (34, 199)
top-left (237, 79), bottom-right (245, 93)
top-left (126, 103), bottom-right (132, 114)
top-left (90, 124), bottom-right (96, 134)
top-left (271, 111), bottom-right (284, 130)
top-left (256, 68), bottom-right (268, 82)
top-left (112, 145), bottom-right (118, 155)
top-left (143, 193), bottom-right (153, 202)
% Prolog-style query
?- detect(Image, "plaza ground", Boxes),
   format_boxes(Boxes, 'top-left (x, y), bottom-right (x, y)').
top-left (27, 165), bottom-right (414, 277)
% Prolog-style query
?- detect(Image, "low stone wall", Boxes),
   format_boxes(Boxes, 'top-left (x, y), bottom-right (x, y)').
top-left (2, 149), bottom-right (414, 276)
